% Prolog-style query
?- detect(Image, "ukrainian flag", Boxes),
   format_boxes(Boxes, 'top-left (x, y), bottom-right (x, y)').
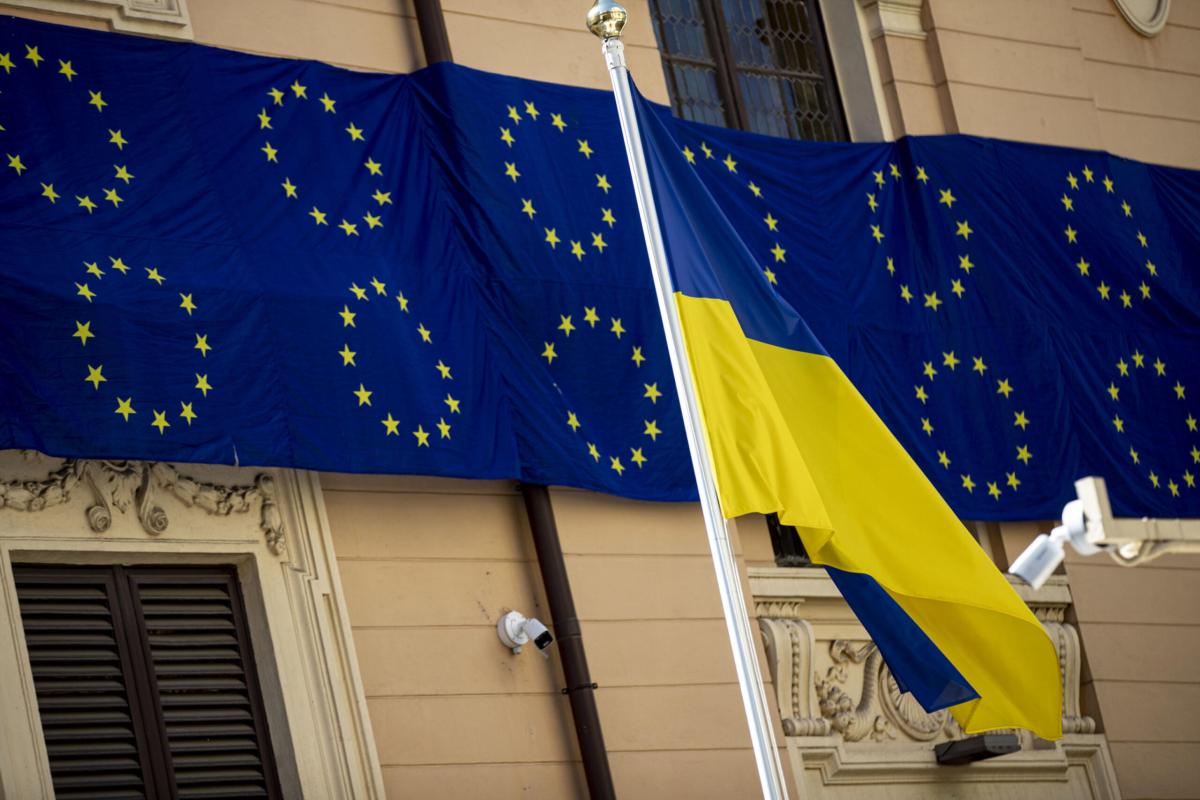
top-left (631, 90), bottom-right (1062, 739)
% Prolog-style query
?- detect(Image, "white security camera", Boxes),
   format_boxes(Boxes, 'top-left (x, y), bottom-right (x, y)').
top-left (496, 610), bottom-right (554, 654)
top-left (1009, 499), bottom-right (1099, 589)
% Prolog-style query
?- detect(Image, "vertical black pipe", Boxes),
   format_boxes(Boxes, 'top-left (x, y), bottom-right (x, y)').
top-left (412, 0), bottom-right (453, 64)
top-left (521, 484), bottom-right (617, 800)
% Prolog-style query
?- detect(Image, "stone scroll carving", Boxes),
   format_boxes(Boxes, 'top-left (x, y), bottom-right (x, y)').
top-left (0, 458), bottom-right (284, 554)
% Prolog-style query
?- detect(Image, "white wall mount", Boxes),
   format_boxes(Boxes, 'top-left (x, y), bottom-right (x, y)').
top-left (496, 610), bottom-right (553, 655)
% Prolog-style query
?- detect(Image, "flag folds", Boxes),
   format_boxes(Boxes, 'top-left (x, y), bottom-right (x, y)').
top-left (631, 85), bottom-right (1063, 738)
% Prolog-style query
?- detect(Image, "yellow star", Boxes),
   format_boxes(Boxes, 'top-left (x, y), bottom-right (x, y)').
top-left (363, 212), bottom-right (383, 229)
top-left (601, 208), bottom-right (616, 228)
top-left (939, 188), bottom-right (956, 207)
top-left (1169, 479), bottom-right (1180, 497)
top-left (84, 261), bottom-right (104, 279)
top-left (1063, 225), bottom-right (1078, 244)
top-left (444, 393), bottom-right (461, 414)
top-left (396, 292), bottom-right (410, 312)
top-left (544, 228), bottom-right (560, 248)
top-left (566, 411), bottom-right (581, 432)
top-left (1145, 259), bottom-right (1158, 277)
top-left (1139, 281), bottom-right (1150, 300)
top-left (1097, 281), bottom-right (1111, 300)
top-left (364, 157), bottom-right (383, 176)
top-left (923, 291), bottom-right (942, 311)
top-left (1136, 230), bottom-right (1148, 248)
top-left (577, 139), bottom-right (593, 158)
top-left (584, 307), bottom-right (599, 327)
top-left (437, 417), bottom-right (452, 439)
top-left (349, 283), bottom-right (368, 301)
top-left (630, 448), bottom-right (647, 468)
top-left (102, 187), bottom-right (123, 207)
top-left (1112, 414), bottom-right (1124, 433)
top-left (747, 181), bottom-right (762, 198)
top-left (1016, 445), bottom-right (1032, 465)
top-left (644, 383), bottom-right (662, 403)
top-left (1121, 200), bottom-right (1132, 217)
top-left (381, 413), bottom-right (400, 436)
top-left (179, 293), bottom-right (196, 315)
top-left (763, 268), bottom-right (777, 285)
top-left (6, 153), bottom-right (26, 175)
top-left (345, 122), bottom-right (365, 141)
top-left (591, 232), bottom-right (607, 252)
top-left (1117, 358), bottom-right (1130, 376)
top-left (955, 220), bottom-right (973, 240)
top-left (570, 240), bottom-right (585, 261)
top-left (309, 206), bottom-right (328, 225)
top-left (520, 198), bottom-right (536, 219)
top-left (73, 320), bottom-right (94, 346)
top-left (972, 357), bottom-right (987, 375)
top-left (195, 374), bottom-right (212, 396)
top-left (288, 79), bottom-right (307, 99)
top-left (942, 351), bottom-right (960, 370)
top-left (867, 193), bottom-right (878, 212)
top-left (417, 323), bottom-right (432, 343)
top-left (558, 314), bottom-right (575, 336)
top-left (436, 360), bottom-right (452, 379)
top-left (723, 154), bottom-right (737, 172)
top-left (644, 419), bottom-right (661, 441)
top-left (610, 318), bottom-right (625, 338)
top-left (339, 305), bottom-right (356, 327)
top-left (267, 86), bottom-right (285, 105)
top-left (24, 45), bottom-right (42, 66)
top-left (194, 333), bottom-right (211, 357)
top-left (281, 177), bottom-right (298, 198)
top-left (987, 482), bottom-right (1002, 500)
top-left (950, 279), bottom-right (965, 298)
top-left (1102, 176), bottom-right (1114, 193)
top-left (1129, 350), bottom-right (1145, 369)
top-left (873, 171), bottom-right (884, 186)
top-left (916, 166), bottom-right (929, 183)
top-left (682, 146), bottom-right (695, 164)
top-left (587, 442), bottom-right (600, 461)
top-left (257, 108), bottom-right (272, 129)
top-left (771, 242), bottom-right (786, 262)
top-left (76, 195), bottom-right (97, 214)
top-left (550, 113), bottom-right (567, 132)
top-left (997, 378), bottom-right (1014, 398)
top-left (150, 409), bottom-right (170, 435)
top-left (700, 142), bottom-right (713, 159)
top-left (921, 417), bottom-right (934, 436)
top-left (57, 59), bottom-right (76, 81)
top-left (179, 401), bottom-right (197, 426)
top-left (353, 383), bottom-right (373, 406)
top-left (886, 258), bottom-right (895, 276)
top-left (88, 90), bottom-right (107, 112)
top-left (523, 101), bottom-right (539, 120)
top-left (84, 364), bottom-right (106, 389)
top-left (914, 385), bottom-right (929, 404)
top-left (1082, 165), bottom-right (1094, 182)
top-left (541, 342), bottom-right (557, 363)
top-left (370, 277), bottom-right (386, 295)
top-left (144, 266), bottom-right (164, 285)
top-left (261, 141), bottom-right (278, 162)
top-left (1187, 414), bottom-right (1198, 432)
top-left (338, 343), bottom-right (356, 366)
top-left (114, 397), bottom-right (135, 421)
top-left (504, 162), bottom-right (521, 181)
top-left (596, 174), bottom-right (611, 193)
top-left (1107, 382), bottom-right (1120, 401)
top-left (1066, 172), bottom-right (1079, 190)
top-left (937, 450), bottom-right (951, 468)
top-left (108, 129), bottom-right (128, 150)
top-left (319, 92), bottom-right (336, 112)
top-left (1154, 358), bottom-right (1166, 376)
top-left (958, 254), bottom-right (974, 273)
top-left (113, 164), bottom-right (134, 184)
top-left (923, 361), bottom-right (937, 380)
top-left (1060, 194), bottom-right (1074, 211)
top-left (610, 456), bottom-right (625, 475)
top-left (1186, 471), bottom-right (1197, 488)
top-left (373, 189), bottom-right (393, 206)
top-left (1013, 410), bottom-right (1030, 430)
top-left (1075, 257), bottom-right (1090, 276)
top-left (900, 284), bottom-right (913, 303)
top-left (413, 425), bottom-right (430, 447)
top-left (40, 182), bottom-right (59, 203)
top-left (1193, 446), bottom-right (1200, 464)
top-left (338, 219), bottom-right (359, 236)
top-left (507, 105), bottom-right (522, 124)
top-left (1149, 472), bottom-right (1160, 489)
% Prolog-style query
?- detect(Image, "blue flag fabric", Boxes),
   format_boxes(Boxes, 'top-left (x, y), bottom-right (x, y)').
top-left (1, 15), bottom-right (1199, 521)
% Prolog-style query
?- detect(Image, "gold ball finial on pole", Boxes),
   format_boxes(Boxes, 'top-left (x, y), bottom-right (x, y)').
top-left (586, 0), bottom-right (628, 39)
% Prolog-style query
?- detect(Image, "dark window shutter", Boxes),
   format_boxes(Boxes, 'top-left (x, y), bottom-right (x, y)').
top-left (14, 565), bottom-right (282, 800)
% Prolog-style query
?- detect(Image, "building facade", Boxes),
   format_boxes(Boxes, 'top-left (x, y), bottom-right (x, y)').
top-left (0, 0), bottom-right (1195, 798)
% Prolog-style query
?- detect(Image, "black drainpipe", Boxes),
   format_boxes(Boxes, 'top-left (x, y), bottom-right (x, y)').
top-left (407, 3), bottom-right (616, 797)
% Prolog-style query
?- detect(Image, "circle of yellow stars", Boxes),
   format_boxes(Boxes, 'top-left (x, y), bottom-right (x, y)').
top-left (1059, 166), bottom-right (1157, 309)
top-left (867, 161), bottom-right (976, 311)
top-left (336, 278), bottom-right (461, 448)
top-left (498, 100), bottom-right (614, 266)
top-left (71, 256), bottom-right (211, 434)
top-left (255, 79), bottom-right (390, 235)
top-left (539, 304), bottom-right (662, 476)
top-left (1104, 349), bottom-right (1196, 496)
top-left (1, 41), bottom-right (137, 215)
top-left (913, 350), bottom-right (1031, 500)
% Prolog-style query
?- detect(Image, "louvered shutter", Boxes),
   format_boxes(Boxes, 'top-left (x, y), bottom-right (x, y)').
top-left (14, 565), bottom-right (282, 800)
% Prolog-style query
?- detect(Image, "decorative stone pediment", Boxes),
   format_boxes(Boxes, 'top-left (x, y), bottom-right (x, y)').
top-left (0, 0), bottom-right (193, 39)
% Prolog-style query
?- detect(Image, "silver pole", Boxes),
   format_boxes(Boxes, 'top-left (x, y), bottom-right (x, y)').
top-left (586, 5), bottom-right (789, 797)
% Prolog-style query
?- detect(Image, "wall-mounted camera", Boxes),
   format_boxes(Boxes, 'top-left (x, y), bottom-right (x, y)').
top-left (496, 610), bottom-right (554, 654)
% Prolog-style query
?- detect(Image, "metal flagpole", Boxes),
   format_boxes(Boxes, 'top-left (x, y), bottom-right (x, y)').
top-left (586, 4), bottom-right (790, 797)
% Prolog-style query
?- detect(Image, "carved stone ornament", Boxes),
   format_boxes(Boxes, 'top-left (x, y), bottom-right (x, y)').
top-left (0, 458), bottom-right (284, 554)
